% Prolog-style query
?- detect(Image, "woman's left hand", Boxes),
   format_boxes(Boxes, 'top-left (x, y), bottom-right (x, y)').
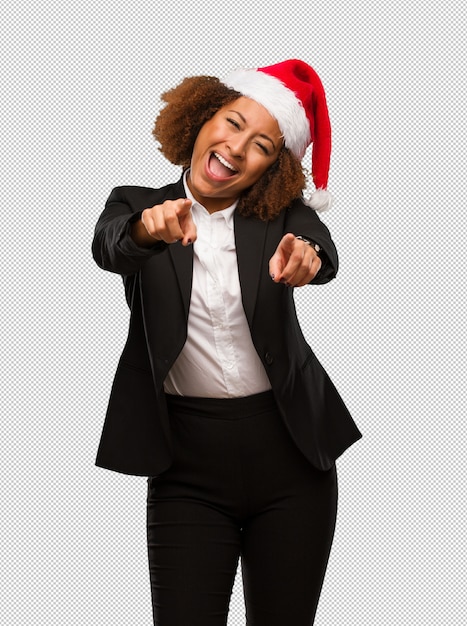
top-left (269, 233), bottom-right (322, 287)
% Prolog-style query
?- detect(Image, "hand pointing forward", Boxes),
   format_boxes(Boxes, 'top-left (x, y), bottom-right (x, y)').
top-left (269, 233), bottom-right (322, 287)
top-left (132, 198), bottom-right (197, 247)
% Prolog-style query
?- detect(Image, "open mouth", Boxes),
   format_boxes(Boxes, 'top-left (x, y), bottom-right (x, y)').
top-left (208, 152), bottom-right (238, 178)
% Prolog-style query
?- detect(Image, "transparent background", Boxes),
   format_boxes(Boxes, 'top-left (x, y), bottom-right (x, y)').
top-left (1, 1), bottom-right (465, 624)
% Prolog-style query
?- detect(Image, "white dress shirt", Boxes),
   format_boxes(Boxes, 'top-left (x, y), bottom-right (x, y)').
top-left (163, 172), bottom-right (272, 398)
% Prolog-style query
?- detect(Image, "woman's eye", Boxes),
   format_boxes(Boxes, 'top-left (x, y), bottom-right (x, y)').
top-left (227, 118), bottom-right (240, 129)
top-left (256, 142), bottom-right (269, 155)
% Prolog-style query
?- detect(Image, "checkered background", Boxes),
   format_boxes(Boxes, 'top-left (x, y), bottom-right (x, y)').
top-left (1, 0), bottom-right (466, 623)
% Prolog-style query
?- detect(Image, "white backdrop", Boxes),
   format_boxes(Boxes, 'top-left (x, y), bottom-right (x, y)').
top-left (1, 1), bottom-right (465, 624)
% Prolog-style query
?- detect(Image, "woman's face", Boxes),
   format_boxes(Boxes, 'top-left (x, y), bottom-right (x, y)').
top-left (187, 96), bottom-right (283, 213)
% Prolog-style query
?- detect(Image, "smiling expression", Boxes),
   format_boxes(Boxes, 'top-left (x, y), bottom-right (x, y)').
top-left (187, 97), bottom-right (283, 213)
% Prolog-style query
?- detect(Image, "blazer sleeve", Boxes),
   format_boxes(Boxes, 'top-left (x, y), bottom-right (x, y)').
top-left (92, 186), bottom-right (168, 276)
top-left (285, 198), bottom-right (339, 285)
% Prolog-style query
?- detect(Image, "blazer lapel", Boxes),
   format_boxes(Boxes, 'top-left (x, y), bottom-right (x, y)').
top-left (234, 211), bottom-right (269, 328)
top-left (165, 177), bottom-right (193, 318)
top-left (168, 243), bottom-right (193, 318)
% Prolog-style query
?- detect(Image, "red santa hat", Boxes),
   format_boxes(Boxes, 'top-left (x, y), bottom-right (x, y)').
top-left (223, 59), bottom-right (333, 211)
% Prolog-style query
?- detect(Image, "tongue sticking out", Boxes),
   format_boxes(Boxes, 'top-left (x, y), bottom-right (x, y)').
top-left (209, 153), bottom-right (237, 178)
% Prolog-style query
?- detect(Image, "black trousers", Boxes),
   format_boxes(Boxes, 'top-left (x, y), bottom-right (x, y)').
top-left (147, 391), bottom-right (338, 626)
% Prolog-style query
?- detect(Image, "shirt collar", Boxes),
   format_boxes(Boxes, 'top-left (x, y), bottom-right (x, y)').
top-left (182, 169), bottom-right (237, 229)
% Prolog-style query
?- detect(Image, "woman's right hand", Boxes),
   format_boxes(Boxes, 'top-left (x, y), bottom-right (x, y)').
top-left (132, 198), bottom-right (197, 247)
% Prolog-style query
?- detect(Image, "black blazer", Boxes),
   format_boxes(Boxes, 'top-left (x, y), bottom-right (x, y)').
top-left (92, 177), bottom-right (361, 475)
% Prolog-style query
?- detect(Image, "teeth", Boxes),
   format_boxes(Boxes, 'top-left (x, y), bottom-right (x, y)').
top-left (214, 152), bottom-right (237, 172)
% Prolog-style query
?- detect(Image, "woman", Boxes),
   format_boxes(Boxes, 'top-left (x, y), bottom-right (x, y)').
top-left (93, 59), bottom-right (361, 626)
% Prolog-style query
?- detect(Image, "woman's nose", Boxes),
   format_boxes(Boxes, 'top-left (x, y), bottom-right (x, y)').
top-left (226, 134), bottom-right (247, 158)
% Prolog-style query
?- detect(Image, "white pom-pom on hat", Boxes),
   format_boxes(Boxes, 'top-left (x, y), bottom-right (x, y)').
top-left (304, 189), bottom-right (334, 212)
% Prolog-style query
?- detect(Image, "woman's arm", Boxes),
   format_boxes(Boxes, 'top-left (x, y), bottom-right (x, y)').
top-left (92, 187), bottom-right (168, 276)
top-left (92, 187), bottom-right (197, 276)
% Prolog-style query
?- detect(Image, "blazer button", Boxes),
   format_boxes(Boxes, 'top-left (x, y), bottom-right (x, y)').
top-left (265, 352), bottom-right (274, 365)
